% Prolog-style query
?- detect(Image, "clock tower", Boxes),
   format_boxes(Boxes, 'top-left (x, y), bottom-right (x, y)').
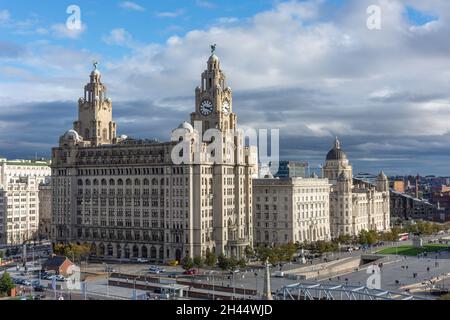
top-left (191, 45), bottom-right (237, 135)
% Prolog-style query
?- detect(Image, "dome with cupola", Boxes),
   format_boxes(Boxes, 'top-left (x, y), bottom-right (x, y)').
top-left (326, 137), bottom-right (348, 161)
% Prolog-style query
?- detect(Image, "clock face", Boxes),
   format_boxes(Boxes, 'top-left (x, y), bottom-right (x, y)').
top-left (222, 100), bottom-right (230, 114)
top-left (200, 100), bottom-right (213, 116)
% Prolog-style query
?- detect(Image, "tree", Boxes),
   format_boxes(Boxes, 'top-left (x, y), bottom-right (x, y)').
top-left (181, 256), bottom-right (194, 271)
top-left (193, 256), bottom-right (205, 273)
top-left (205, 251), bottom-right (217, 268)
top-left (254, 246), bottom-right (273, 264)
top-left (279, 243), bottom-right (298, 262)
top-left (228, 256), bottom-right (239, 271)
top-left (335, 234), bottom-right (352, 245)
top-left (217, 254), bottom-right (230, 271)
top-left (244, 246), bottom-right (255, 260)
top-left (238, 258), bottom-right (247, 269)
top-left (358, 230), bottom-right (378, 245)
top-left (0, 271), bottom-right (15, 296)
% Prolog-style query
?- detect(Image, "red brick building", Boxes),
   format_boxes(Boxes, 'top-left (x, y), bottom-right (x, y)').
top-left (41, 256), bottom-right (74, 276)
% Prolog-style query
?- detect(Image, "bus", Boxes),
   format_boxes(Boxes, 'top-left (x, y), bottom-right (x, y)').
top-left (397, 233), bottom-right (409, 241)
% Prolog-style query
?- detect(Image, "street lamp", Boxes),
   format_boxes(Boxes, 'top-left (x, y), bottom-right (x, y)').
top-left (208, 271), bottom-right (216, 300)
top-left (254, 272), bottom-right (258, 298)
top-left (103, 263), bottom-right (110, 298)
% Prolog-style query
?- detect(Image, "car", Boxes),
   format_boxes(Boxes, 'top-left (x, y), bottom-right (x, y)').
top-left (56, 275), bottom-right (67, 282)
top-left (33, 285), bottom-right (46, 292)
top-left (137, 258), bottom-right (149, 263)
top-left (167, 273), bottom-right (178, 279)
top-left (22, 280), bottom-right (32, 286)
top-left (149, 266), bottom-right (165, 273)
top-left (104, 266), bottom-right (116, 273)
top-left (153, 288), bottom-right (162, 294)
top-left (31, 280), bottom-right (41, 286)
top-left (183, 269), bottom-right (197, 275)
top-left (149, 269), bottom-right (161, 274)
top-left (272, 271), bottom-right (285, 278)
top-left (229, 269), bottom-right (240, 274)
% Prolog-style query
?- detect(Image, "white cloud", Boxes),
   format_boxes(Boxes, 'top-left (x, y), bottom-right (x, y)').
top-left (196, 0), bottom-right (216, 9)
top-left (119, 1), bottom-right (146, 12)
top-left (51, 23), bottom-right (86, 39)
top-left (102, 28), bottom-right (135, 47)
top-left (216, 17), bottom-right (239, 24)
top-left (156, 9), bottom-right (185, 18)
top-left (0, 9), bottom-right (11, 24)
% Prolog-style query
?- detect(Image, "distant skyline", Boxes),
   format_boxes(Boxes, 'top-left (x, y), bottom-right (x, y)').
top-left (1, 0), bottom-right (450, 176)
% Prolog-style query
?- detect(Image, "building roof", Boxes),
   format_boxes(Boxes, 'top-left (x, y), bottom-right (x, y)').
top-left (326, 137), bottom-right (347, 161)
top-left (42, 256), bottom-right (71, 269)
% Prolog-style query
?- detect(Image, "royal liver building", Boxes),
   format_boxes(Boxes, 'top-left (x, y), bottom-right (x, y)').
top-left (51, 49), bottom-right (257, 262)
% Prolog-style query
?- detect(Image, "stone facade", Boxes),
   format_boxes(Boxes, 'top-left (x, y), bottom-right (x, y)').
top-left (0, 159), bottom-right (51, 244)
top-left (51, 52), bottom-right (256, 262)
top-left (38, 183), bottom-right (52, 239)
top-left (323, 138), bottom-right (390, 237)
top-left (253, 177), bottom-right (331, 246)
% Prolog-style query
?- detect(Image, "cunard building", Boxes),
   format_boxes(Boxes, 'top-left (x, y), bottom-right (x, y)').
top-left (51, 49), bottom-right (257, 262)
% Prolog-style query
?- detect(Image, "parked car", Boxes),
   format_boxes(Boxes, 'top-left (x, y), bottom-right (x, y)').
top-left (55, 275), bottom-right (67, 282)
top-left (137, 258), bottom-right (149, 263)
top-left (33, 285), bottom-right (46, 292)
top-left (105, 266), bottom-right (116, 273)
top-left (272, 271), bottom-right (285, 278)
top-left (183, 269), bottom-right (197, 275)
top-left (149, 266), bottom-right (165, 273)
top-left (167, 273), bottom-right (178, 278)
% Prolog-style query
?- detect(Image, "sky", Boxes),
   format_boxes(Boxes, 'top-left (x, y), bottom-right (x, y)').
top-left (0, 0), bottom-right (449, 176)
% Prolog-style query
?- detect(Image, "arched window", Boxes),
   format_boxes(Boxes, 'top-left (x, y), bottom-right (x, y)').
top-left (78, 179), bottom-right (83, 186)
top-left (109, 179), bottom-right (115, 186)
top-left (85, 179), bottom-right (91, 186)
top-left (93, 179), bottom-right (99, 186)
top-left (134, 179), bottom-right (140, 186)
top-left (101, 179), bottom-right (107, 186)
top-left (143, 179), bottom-right (149, 186)
top-left (126, 179), bottom-right (132, 186)
top-left (118, 179), bottom-right (123, 186)
top-left (102, 128), bottom-right (108, 141)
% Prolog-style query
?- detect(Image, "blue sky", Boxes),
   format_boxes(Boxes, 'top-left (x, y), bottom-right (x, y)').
top-left (0, 0), bottom-right (450, 176)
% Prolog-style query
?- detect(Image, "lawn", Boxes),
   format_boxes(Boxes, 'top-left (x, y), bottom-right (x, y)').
top-left (377, 244), bottom-right (450, 256)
